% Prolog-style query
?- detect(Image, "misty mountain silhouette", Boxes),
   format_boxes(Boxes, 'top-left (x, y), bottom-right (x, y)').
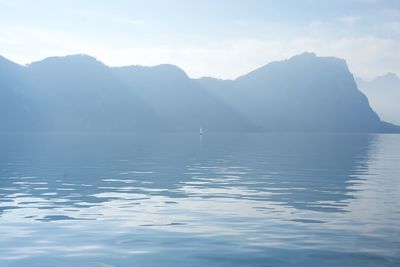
top-left (198, 52), bottom-right (399, 132)
top-left (356, 72), bottom-right (400, 125)
top-left (0, 52), bottom-right (399, 132)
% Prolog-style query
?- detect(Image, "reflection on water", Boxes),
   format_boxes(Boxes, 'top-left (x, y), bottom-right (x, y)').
top-left (0, 133), bottom-right (399, 266)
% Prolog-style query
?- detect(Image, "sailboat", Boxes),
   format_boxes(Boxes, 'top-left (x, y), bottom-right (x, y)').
top-left (199, 127), bottom-right (203, 136)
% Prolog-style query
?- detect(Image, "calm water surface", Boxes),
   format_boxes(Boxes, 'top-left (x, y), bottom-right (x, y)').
top-left (0, 133), bottom-right (399, 266)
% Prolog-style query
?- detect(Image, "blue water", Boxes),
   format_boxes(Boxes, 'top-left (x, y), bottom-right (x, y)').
top-left (0, 133), bottom-right (399, 267)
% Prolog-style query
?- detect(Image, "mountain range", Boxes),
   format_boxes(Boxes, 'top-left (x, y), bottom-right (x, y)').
top-left (0, 52), bottom-right (398, 133)
top-left (356, 73), bottom-right (400, 125)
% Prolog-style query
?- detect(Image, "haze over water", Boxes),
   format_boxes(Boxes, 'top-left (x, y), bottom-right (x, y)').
top-left (0, 133), bottom-right (399, 267)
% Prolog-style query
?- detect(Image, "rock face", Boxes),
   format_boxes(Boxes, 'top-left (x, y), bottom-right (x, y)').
top-left (356, 73), bottom-right (400, 125)
top-left (0, 52), bottom-right (398, 132)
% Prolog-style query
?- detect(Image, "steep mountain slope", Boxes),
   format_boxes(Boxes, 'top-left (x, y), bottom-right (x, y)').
top-left (356, 73), bottom-right (400, 125)
top-left (198, 52), bottom-right (398, 132)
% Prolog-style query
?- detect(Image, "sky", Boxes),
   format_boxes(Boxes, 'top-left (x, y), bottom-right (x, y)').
top-left (0, 0), bottom-right (399, 80)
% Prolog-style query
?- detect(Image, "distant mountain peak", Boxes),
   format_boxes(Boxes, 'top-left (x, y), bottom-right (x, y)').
top-left (114, 63), bottom-right (190, 81)
top-left (384, 72), bottom-right (398, 77)
top-left (28, 54), bottom-right (105, 68)
top-left (368, 72), bottom-right (400, 89)
top-left (288, 52), bottom-right (346, 65)
top-left (45, 54), bottom-right (98, 61)
top-left (152, 64), bottom-right (188, 77)
top-left (290, 51), bottom-right (317, 59)
top-left (376, 72), bottom-right (399, 81)
top-left (237, 52), bottom-right (348, 82)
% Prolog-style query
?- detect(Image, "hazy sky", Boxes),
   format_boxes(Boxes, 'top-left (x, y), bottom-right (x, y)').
top-left (0, 0), bottom-right (399, 79)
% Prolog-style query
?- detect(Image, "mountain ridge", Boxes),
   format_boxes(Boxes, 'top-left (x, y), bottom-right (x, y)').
top-left (356, 72), bottom-right (400, 125)
top-left (0, 53), bottom-right (399, 133)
